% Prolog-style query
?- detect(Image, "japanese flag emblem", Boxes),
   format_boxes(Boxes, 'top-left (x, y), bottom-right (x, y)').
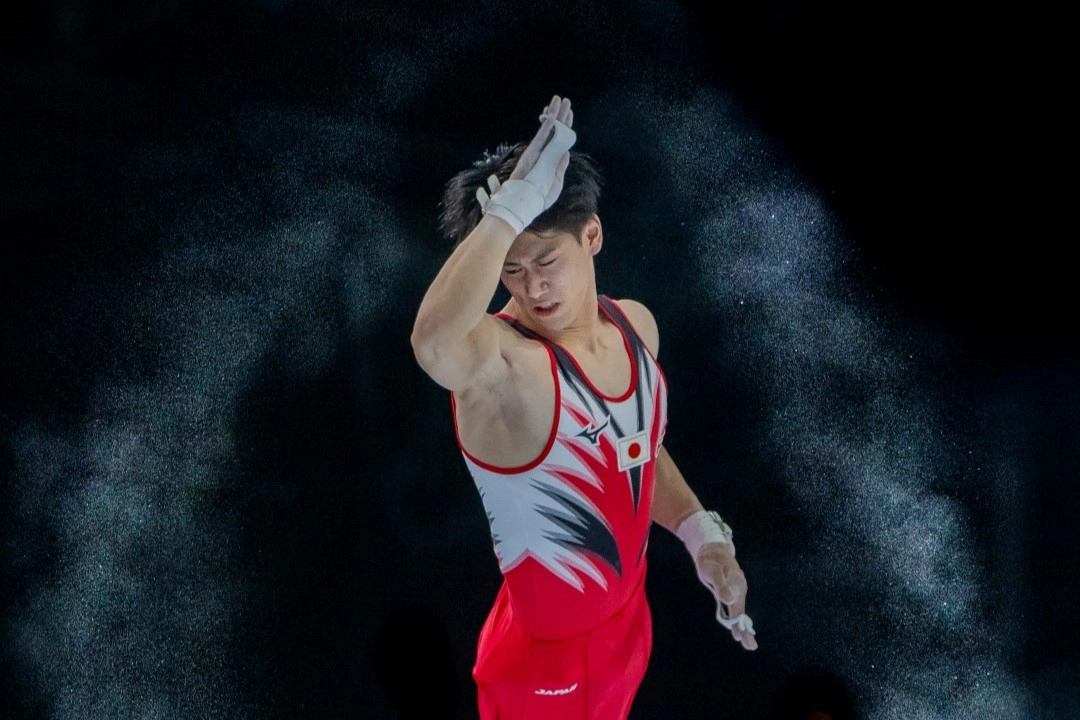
top-left (617, 430), bottom-right (651, 471)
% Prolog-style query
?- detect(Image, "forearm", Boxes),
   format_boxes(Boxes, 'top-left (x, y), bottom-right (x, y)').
top-left (651, 445), bottom-right (705, 534)
top-left (411, 214), bottom-right (515, 348)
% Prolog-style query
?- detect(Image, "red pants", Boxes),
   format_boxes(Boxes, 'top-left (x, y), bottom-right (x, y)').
top-left (472, 582), bottom-right (653, 720)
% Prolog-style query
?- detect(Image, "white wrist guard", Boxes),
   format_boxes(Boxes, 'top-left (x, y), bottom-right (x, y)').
top-left (476, 176), bottom-right (545, 236)
top-left (675, 510), bottom-right (735, 560)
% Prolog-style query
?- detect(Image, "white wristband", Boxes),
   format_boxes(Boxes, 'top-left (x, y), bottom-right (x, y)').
top-left (675, 510), bottom-right (735, 560)
top-left (478, 177), bottom-right (545, 235)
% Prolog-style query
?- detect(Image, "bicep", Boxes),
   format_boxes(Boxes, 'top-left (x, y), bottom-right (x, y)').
top-left (412, 314), bottom-right (509, 393)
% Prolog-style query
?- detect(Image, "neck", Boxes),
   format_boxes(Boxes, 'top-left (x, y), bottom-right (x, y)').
top-left (508, 290), bottom-right (603, 348)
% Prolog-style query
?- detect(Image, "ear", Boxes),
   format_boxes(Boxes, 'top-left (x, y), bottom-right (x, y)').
top-left (583, 214), bottom-right (603, 256)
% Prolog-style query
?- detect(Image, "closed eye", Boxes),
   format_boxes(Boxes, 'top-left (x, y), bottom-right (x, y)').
top-left (504, 258), bottom-right (554, 274)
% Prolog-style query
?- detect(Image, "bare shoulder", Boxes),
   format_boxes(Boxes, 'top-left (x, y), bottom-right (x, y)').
top-left (611, 298), bottom-right (659, 357)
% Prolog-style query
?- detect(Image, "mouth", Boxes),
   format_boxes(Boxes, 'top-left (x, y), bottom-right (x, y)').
top-left (533, 302), bottom-right (559, 316)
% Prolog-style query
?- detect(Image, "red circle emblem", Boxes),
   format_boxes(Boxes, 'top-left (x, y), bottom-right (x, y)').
top-left (627, 441), bottom-right (641, 459)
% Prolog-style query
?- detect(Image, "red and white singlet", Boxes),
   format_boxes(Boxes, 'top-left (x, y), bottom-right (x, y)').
top-left (451, 295), bottom-right (669, 639)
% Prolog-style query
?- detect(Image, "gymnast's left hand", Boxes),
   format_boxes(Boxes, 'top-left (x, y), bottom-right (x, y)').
top-left (695, 543), bottom-right (758, 651)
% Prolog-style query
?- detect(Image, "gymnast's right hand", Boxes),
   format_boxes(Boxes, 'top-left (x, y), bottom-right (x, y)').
top-left (510, 94), bottom-right (575, 207)
top-left (476, 95), bottom-right (576, 234)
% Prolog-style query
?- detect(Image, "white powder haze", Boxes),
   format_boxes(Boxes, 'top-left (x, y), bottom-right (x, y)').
top-left (8, 102), bottom-right (408, 716)
top-left (641, 86), bottom-right (1031, 718)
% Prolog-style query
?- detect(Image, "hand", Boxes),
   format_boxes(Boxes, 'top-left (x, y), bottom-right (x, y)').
top-left (509, 95), bottom-right (575, 208)
top-left (694, 543), bottom-right (758, 651)
top-left (476, 95), bottom-right (577, 234)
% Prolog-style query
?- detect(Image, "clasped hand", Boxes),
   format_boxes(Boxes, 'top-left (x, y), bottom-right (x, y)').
top-left (694, 543), bottom-right (758, 651)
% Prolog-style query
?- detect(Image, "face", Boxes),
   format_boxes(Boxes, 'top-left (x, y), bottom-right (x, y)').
top-left (500, 217), bottom-right (602, 329)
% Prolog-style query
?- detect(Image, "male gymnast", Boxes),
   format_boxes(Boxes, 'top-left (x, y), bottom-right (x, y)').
top-left (411, 94), bottom-right (756, 720)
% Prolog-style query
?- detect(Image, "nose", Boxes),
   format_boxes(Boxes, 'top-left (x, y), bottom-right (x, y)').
top-left (524, 271), bottom-right (548, 299)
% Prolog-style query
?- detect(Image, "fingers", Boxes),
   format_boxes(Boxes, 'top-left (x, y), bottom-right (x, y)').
top-left (475, 175), bottom-right (502, 212)
top-left (720, 596), bottom-right (756, 650)
top-left (541, 95), bottom-right (561, 122)
top-left (540, 96), bottom-right (571, 124)
top-left (554, 97), bottom-right (572, 126)
top-left (698, 548), bottom-right (743, 607)
top-left (530, 98), bottom-right (561, 147)
top-left (717, 596), bottom-right (743, 624)
top-left (695, 547), bottom-right (756, 649)
top-left (512, 95), bottom-right (574, 183)
top-left (535, 96), bottom-right (572, 145)
top-left (719, 612), bottom-right (757, 650)
top-left (553, 151), bottom-right (570, 184)
top-left (513, 99), bottom-right (559, 181)
top-left (716, 584), bottom-right (746, 626)
top-left (731, 625), bottom-right (759, 651)
top-left (722, 570), bottom-right (748, 610)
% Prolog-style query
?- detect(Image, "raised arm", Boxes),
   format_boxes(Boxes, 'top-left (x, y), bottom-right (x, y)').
top-left (410, 212), bottom-right (516, 392)
top-left (410, 95), bottom-right (575, 392)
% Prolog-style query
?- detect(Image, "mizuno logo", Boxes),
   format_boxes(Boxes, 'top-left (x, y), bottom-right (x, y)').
top-left (576, 416), bottom-right (610, 445)
top-left (534, 682), bottom-right (579, 696)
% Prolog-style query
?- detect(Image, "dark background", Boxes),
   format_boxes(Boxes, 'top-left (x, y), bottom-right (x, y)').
top-left (2, 2), bottom-right (1076, 719)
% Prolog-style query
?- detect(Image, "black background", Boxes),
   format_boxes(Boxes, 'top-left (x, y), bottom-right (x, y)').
top-left (3, 2), bottom-right (1076, 719)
